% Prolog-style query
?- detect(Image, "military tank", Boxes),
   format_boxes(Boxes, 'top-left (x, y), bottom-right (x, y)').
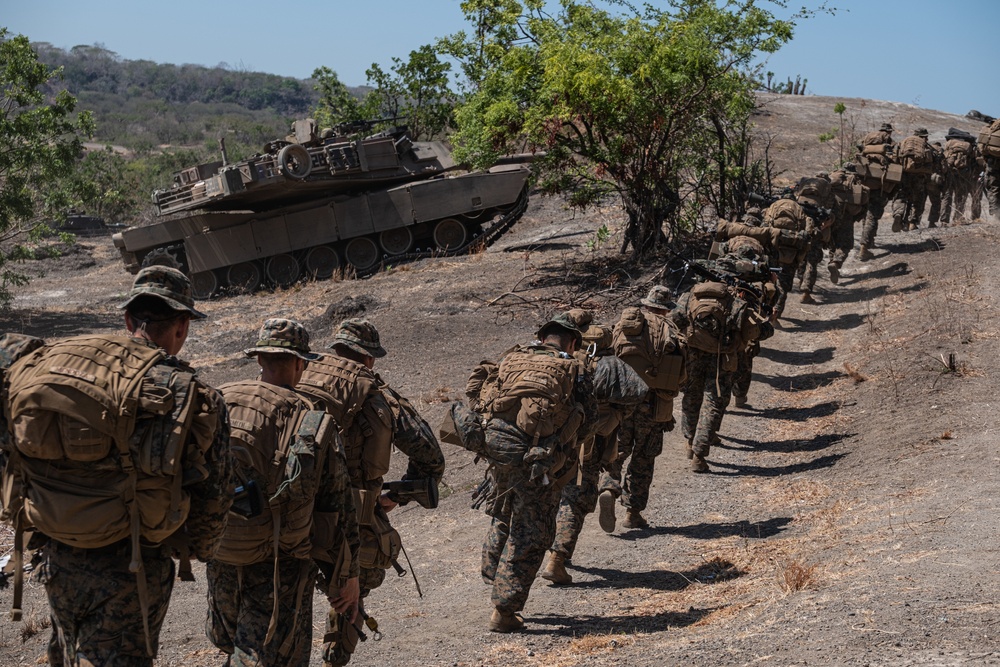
top-left (112, 118), bottom-right (531, 298)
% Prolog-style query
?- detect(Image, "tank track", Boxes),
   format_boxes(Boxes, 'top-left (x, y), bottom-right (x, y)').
top-left (354, 185), bottom-right (530, 278)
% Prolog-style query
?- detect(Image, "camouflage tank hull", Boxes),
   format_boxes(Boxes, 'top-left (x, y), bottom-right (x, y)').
top-left (113, 164), bottom-right (530, 299)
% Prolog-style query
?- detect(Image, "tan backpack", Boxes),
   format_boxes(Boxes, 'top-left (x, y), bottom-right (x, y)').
top-left (763, 198), bottom-right (808, 232)
top-left (1, 334), bottom-right (217, 649)
top-left (214, 381), bottom-right (335, 566)
top-left (684, 282), bottom-right (741, 355)
top-left (898, 136), bottom-right (933, 173)
top-left (794, 177), bottom-right (832, 207)
top-left (978, 119), bottom-right (1000, 159)
top-left (943, 139), bottom-right (972, 171)
top-left (492, 347), bottom-right (582, 441)
top-left (611, 307), bottom-right (684, 395)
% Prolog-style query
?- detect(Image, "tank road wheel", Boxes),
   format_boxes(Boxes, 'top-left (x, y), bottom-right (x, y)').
top-left (433, 218), bottom-right (468, 251)
top-left (141, 246), bottom-right (185, 272)
top-left (278, 144), bottom-right (312, 180)
top-left (344, 237), bottom-right (379, 271)
top-left (379, 227), bottom-right (413, 256)
top-left (266, 253), bottom-right (301, 287)
top-left (190, 270), bottom-right (219, 300)
top-left (305, 245), bottom-right (340, 279)
top-left (226, 261), bottom-right (263, 294)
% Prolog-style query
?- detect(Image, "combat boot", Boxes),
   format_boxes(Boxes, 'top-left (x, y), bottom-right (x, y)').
top-left (891, 215), bottom-right (903, 232)
top-left (622, 509), bottom-right (649, 530)
top-left (907, 222), bottom-right (918, 231)
top-left (684, 439), bottom-right (694, 459)
top-left (597, 490), bottom-right (617, 533)
top-left (489, 609), bottom-right (524, 633)
top-left (858, 245), bottom-right (873, 262)
top-left (733, 394), bottom-right (748, 408)
top-left (540, 551), bottom-right (573, 585)
top-left (800, 290), bottom-right (816, 304)
top-left (828, 263), bottom-right (840, 284)
top-left (691, 455), bottom-right (710, 473)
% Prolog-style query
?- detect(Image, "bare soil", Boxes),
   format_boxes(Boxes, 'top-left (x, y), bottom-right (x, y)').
top-left (2, 95), bottom-right (999, 666)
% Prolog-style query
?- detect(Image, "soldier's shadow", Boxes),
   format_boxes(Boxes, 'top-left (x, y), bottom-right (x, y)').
top-left (778, 312), bottom-right (867, 330)
top-left (718, 431), bottom-right (853, 454)
top-left (524, 606), bottom-right (717, 636)
top-left (759, 346), bottom-right (835, 366)
top-left (708, 453), bottom-right (845, 477)
top-left (610, 516), bottom-right (792, 544)
top-left (753, 369), bottom-right (843, 391)
top-left (731, 400), bottom-right (843, 420)
top-left (838, 261), bottom-right (911, 285)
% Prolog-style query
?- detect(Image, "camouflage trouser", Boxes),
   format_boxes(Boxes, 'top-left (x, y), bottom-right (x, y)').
top-left (942, 172), bottom-right (981, 223)
top-left (986, 158), bottom-right (1000, 219)
top-left (772, 266), bottom-right (795, 320)
top-left (681, 350), bottom-right (735, 458)
top-left (926, 181), bottom-right (943, 224)
top-left (207, 557), bottom-right (317, 667)
top-left (732, 342), bottom-right (759, 401)
top-left (600, 405), bottom-right (666, 512)
top-left (861, 189), bottom-right (891, 247)
top-left (828, 216), bottom-right (856, 268)
top-left (551, 437), bottom-right (612, 559)
top-left (40, 539), bottom-right (174, 667)
top-left (321, 561), bottom-right (389, 666)
top-left (798, 242), bottom-right (823, 292)
top-left (890, 174), bottom-right (928, 227)
top-left (481, 468), bottom-right (563, 614)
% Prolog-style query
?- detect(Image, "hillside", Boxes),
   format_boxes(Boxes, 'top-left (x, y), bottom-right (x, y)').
top-left (1, 95), bottom-right (998, 666)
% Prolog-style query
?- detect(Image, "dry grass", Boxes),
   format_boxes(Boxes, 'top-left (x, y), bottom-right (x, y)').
top-left (778, 558), bottom-right (818, 593)
top-left (20, 611), bottom-right (51, 643)
top-left (843, 362), bottom-right (867, 383)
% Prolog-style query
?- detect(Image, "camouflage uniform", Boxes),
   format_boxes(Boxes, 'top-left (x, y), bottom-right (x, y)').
top-left (793, 174), bottom-right (835, 299)
top-left (28, 267), bottom-right (232, 667)
top-left (671, 260), bottom-right (771, 470)
top-left (890, 129), bottom-right (932, 231)
top-left (925, 142), bottom-right (946, 226)
top-left (985, 155), bottom-right (1000, 220)
top-left (601, 403), bottom-right (665, 510)
top-left (206, 319), bottom-right (359, 667)
top-left (859, 124), bottom-right (897, 257)
top-left (827, 164), bottom-right (867, 275)
top-left (480, 314), bottom-right (595, 629)
top-left (942, 138), bottom-right (982, 224)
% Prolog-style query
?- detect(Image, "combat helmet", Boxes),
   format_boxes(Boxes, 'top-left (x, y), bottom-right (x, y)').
top-left (117, 265), bottom-right (207, 320)
top-left (880, 122), bottom-right (894, 132)
top-left (536, 312), bottom-right (584, 346)
top-left (742, 207), bottom-right (763, 225)
top-left (244, 318), bottom-right (319, 361)
top-left (330, 318), bottom-right (387, 358)
top-left (727, 235), bottom-right (765, 261)
top-left (914, 127), bottom-right (929, 137)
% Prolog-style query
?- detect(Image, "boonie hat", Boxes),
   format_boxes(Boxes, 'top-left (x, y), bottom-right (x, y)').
top-left (880, 122), bottom-right (894, 132)
top-left (118, 265), bottom-right (207, 320)
top-left (245, 318), bottom-right (319, 361)
top-left (640, 285), bottom-right (675, 311)
top-left (331, 318), bottom-right (387, 358)
top-left (536, 312), bottom-right (584, 346)
top-left (914, 127), bottom-right (929, 137)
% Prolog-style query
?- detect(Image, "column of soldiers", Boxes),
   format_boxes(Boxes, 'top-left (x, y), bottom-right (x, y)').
top-left (0, 266), bottom-right (444, 667)
top-left (2, 114), bottom-right (999, 661)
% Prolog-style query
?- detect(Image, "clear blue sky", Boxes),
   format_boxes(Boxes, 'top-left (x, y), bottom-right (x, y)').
top-left (4, 0), bottom-right (998, 117)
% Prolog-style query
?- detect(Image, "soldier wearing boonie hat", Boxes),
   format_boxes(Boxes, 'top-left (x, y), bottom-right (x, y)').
top-left (244, 318), bottom-right (319, 361)
top-left (640, 285), bottom-right (675, 312)
top-left (535, 312), bottom-right (585, 347)
top-left (118, 265), bottom-right (207, 320)
top-left (330, 318), bottom-right (387, 359)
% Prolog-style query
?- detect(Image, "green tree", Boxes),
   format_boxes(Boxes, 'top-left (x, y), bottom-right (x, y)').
top-left (363, 46), bottom-right (455, 140)
top-left (0, 29), bottom-right (94, 305)
top-left (311, 66), bottom-right (363, 129)
top-left (443, 0), bottom-right (795, 257)
top-left (53, 146), bottom-right (140, 223)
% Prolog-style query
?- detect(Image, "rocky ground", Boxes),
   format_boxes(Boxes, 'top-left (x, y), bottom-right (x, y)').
top-left (1, 95), bottom-right (998, 666)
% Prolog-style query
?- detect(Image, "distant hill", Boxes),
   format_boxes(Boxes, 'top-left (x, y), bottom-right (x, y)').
top-left (31, 42), bottom-right (367, 152)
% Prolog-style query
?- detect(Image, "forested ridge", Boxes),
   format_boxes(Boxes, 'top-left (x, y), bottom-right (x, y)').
top-left (31, 42), bottom-right (358, 150)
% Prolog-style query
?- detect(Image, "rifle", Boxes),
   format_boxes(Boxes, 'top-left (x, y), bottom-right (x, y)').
top-left (382, 478), bottom-right (439, 510)
top-left (682, 259), bottom-right (773, 318)
top-left (748, 191), bottom-right (832, 225)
